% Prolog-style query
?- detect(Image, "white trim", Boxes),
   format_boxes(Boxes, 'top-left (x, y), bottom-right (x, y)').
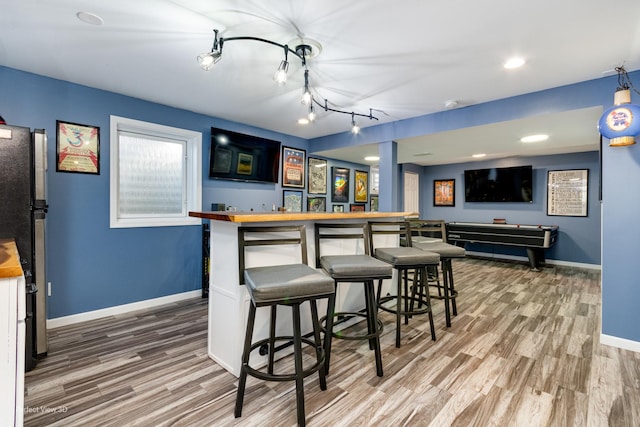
top-left (464, 251), bottom-right (601, 270)
top-left (47, 290), bottom-right (202, 329)
top-left (600, 334), bottom-right (640, 353)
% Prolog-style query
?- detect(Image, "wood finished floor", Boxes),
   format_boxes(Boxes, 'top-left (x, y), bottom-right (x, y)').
top-left (24, 258), bottom-right (640, 426)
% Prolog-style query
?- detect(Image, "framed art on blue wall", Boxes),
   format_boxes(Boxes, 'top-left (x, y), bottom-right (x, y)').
top-left (283, 189), bottom-right (303, 212)
top-left (331, 167), bottom-right (350, 203)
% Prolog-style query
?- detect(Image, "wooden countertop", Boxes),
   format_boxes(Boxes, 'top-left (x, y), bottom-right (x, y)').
top-left (189, 210), bottom-right (418, 223)
top-left (0, 239), bottom-right (24, 279)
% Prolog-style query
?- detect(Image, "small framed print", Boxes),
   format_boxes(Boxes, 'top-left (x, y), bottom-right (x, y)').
top-left (332, 204), bottom-right (344, 213)
top-left (370, 195), bottom-right (379, 212)
top-left (331, 167), bottom-right (350, 203)
top-left (434, 179), bottom-right (455, 206)
top-left (56, 120), bottom-right (100, 174)
top-left (283, 189), bottom-right (303, 212)
top-left (307, 196), bottom-right (326, 212)
top-left (350, 204), bottom-right (365, 212)
top-left (354, 170), bottom-right (368, 203)
top-left (282, 146), bottom-right (306, 188)
top-left (236, 153), bottom-right (253, 175)
top-left (307, 157), bottom-right (327, 194)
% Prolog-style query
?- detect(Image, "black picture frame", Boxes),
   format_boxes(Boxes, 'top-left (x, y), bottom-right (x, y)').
top-left (307, 196), bottom-right (326, 212)
top-left (433, 179), bottom-right (455, 206)
top-left (56, 120), bottom-right (100, 174)
top-left (547, 169), bottom-right (589, 217)
top-left (307, 157), bottom-right (327, 194)
top-left (282, 146), bottom-right (306, 188)
top-left (331, 167), bottom-right (350, 203)
top-left (283, 189), bottom-right (303, 212)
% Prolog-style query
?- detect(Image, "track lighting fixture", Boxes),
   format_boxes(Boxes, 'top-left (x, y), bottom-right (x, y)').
top-left (198, 29), bottom-right (378, 132)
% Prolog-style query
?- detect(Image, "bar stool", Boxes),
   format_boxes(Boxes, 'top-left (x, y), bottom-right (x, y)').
top-left (408, 219), bottom-right (465, 327)
top-left (314, 222), bottom-right (392, 377)
top-left (234, 225), bottom-right (335, 427)
top-left (368, 220), bottom-right (440, 348)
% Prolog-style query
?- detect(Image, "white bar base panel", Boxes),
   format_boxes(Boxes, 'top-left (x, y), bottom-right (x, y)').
top-left (206, 217), bottom-right (400, 378)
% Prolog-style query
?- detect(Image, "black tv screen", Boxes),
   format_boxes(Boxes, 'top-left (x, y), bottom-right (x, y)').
top-left (464, 165), bottom-right (533, 202)
top-left (209, 127), bottom-right (280, 183)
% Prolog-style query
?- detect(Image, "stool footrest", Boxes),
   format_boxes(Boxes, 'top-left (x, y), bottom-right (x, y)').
top-left (244, 336), bottom-right (325, 382)
top-left (378, 295), bottom-right (432, 316)
top-left (320, 312), bottom-right (383, 341)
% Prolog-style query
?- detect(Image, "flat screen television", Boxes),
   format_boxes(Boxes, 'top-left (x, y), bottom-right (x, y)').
top-left (464, 165), bottom-right (533, 202)
top-left (209, 127), bottom-right (281, 184)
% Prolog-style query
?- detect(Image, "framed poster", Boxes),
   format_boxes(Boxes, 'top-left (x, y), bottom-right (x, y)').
top-left (307, 157), bottom-right (327, 194)
top-left (433, 179), bottom-right (455, 206)
top-left (331, 167), bottom-right (350, 203)
top-left (236, 152), bottom-right (253, 175)
top-left (547, 169), bottom-right (589, 217)
top-left (350, 204), bottom-right (365, 212)
top-left (354, 170), bottom-right (369, 203)
top-left (56, 120), bottom-right (100, 174)
top-left (282, 146), bottom-right (306, 188)
top-left (307, 196), bottom-right (326, 212)
top-left (332, 204), bottom-right (344, 212)
top-left (370, 195), bottom-right (379, 212)
top-left (283, 189), bottom-right (303, 212)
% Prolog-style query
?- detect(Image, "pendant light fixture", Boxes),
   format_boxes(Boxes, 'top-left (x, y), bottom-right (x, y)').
top-left (598, 66), bottom-right (640, 147)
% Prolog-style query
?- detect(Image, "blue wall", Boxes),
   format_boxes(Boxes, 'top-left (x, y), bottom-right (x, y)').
top-left (0, 66), bottom-right (367, 318)
top-left (3, 65), bottom-right (640, 345)
top-left (420, 151), bottom-right (600, 265)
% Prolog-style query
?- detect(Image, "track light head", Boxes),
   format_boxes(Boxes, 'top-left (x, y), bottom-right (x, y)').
top-left (273, 60), bottom-right (289, 85)
top-left (197, 51), bottom-right (222, 70)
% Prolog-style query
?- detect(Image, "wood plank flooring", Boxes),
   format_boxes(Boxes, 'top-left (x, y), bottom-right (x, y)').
top-left (24, 258), bottom-right (640, 426)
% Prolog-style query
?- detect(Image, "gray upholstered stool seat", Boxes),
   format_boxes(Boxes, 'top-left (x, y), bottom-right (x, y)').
top-left (368, 221), bottom-right (440, 348)
top-left (315, 223), bottom-right (392, 377)
top-left (245, 264), bottom-right (335, 304)
top-left (320, 254), bottom-right (392, 279)
top-left (235, 225), bottom-right (336, 427)
top-left (412, 240), bottom-right (466, 327)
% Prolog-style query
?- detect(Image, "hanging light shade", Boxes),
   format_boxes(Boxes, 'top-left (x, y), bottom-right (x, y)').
top-left (598, 67), bottom-right (640, 147)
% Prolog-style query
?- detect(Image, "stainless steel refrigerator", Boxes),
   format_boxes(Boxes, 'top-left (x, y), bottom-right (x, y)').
top-left (0, 124), bottom-right (48, 371)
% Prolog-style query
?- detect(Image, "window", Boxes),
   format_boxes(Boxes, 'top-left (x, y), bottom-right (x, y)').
top-left (370, 165), bottom-right (380, 195)
top-left (110, 116), bottom-right (202, 228)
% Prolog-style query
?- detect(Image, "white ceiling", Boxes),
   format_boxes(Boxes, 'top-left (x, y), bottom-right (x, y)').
top-left (1, 0), bottom-right (639, 164)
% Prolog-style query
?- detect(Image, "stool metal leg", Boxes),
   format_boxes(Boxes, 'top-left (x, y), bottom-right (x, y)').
top-left (365, 280), bottom-right (383, 376)
top-left (395, 270), bottom-right (402, 348)
top-left (292, 303), bottom-right (306, 427)
top-left (423, 266), bottom-right (436, 341)
top-left (323, 294), bottom-right (336, 375)
top-left (309, 299), bottom-right (327, 390)
top-left (268, 305), bottom-right (276, 374)
top-left (235, 302), bottom-right (257, 418)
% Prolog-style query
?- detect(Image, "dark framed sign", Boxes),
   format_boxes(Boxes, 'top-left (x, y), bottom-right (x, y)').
top-left (547, 169), bottom-right (589, 217)
top-left (433, 179), bottom-right (455, 206)
top-left (307, 157), bottom-right (327, 194)
top-left (331, 167), bottom-right (350, 203)
top-left (282, 146), bottom-right (306, 188)
top-left (350, 204), bottom-right (365, 212)
top-left (307, 196), bottom-right (326, 212)
top-left (56, 120), bottom-right (100, 174)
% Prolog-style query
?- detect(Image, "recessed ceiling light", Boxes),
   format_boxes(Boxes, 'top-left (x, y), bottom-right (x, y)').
top-left (297, 118), bottom-right (309, 125)
top-left (364, 156), bottom-right (380, 162)
top-left (76, 11), bottom-right (104, 25)
top-left (472, 153), bottom-right (486, 158)
top-left (504, 57), bottom-right (525, 69)
top-left (520, 134), bottom-right (549, 143)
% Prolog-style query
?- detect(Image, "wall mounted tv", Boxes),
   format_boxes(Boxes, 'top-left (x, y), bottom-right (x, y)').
top-left (209, 127), bottom-right (281, 184)
top-left (464, 165), bottom-right (533, 202)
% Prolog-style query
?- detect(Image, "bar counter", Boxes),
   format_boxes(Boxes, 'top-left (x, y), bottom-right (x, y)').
top-left (189, 210), bottom-right (416, 376)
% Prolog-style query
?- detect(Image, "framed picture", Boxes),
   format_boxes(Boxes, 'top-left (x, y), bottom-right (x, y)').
top-left (307, 157), bottom-right (327, 194)
top-left (56, 120), bottom-right (100, 174)
top-left (350, 204), bottom-right (365, 212)
top-left (331, 167), bottom-right (350, 203)
top-left (370, 195), bottom-right (379, 212)
top-left (282, 146), bottom-right (306, 188)
top-left (354, 170), bottom-right (369, 203)
top-left (547, 169), bottom-right (589, 217)
top-left (307, 196), bottom-right (326, 212)
top-left (332, 204), bottom-right (344, 212)
top-left (283, 189), bottom-right (303, 212)
top-left (434, 179), bottom-right (455, 206)
top-left (236, 152), bottom-right (253, 175)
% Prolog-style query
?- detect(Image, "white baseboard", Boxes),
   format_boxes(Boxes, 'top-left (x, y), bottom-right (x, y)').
top-left (47, 290), bottom-right (202, 329)
top-left (601, 334), bottom-right (640, 353)
top-left (464, 251), bottom-right (601, 270)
